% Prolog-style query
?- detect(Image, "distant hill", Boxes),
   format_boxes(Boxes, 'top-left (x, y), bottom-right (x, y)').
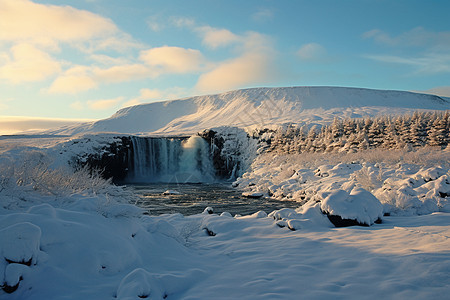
top-left (44, 86), bottom-right (450, 136)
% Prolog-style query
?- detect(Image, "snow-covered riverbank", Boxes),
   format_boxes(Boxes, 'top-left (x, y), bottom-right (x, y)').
top-left (1, 145), bottom-right (450, 299)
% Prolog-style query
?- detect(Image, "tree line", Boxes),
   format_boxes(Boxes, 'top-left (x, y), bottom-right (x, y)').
top-left (256, 111), bottom-right (450, 154)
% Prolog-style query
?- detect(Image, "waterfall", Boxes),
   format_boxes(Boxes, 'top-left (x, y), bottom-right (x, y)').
top-left (128, 135), bottom-right (215, 183)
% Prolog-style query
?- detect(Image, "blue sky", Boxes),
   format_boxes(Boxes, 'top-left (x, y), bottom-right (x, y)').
top-left (0, 0), bottom-right (449, 133)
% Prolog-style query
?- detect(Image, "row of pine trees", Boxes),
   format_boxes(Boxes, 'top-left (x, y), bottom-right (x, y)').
top-left (260, 111), bottom-right (450, 154)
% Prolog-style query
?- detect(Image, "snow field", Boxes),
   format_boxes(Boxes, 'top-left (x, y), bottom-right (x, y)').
top-left (1, 195), bottom-right (449, 299)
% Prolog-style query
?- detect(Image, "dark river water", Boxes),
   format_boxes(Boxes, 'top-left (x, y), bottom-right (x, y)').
top-left (127, 183), bottom-right (300, 216)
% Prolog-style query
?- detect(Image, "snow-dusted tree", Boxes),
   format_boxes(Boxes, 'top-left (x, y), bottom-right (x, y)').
top-left (343, 119), bottom-right (356, 136)
top-left (382, 119), bottom-right (398, 149)
top-left (396, 116), bottom-right (412, 146)
top-left (356, 130), bottom-right (370, 150)
top-left (409, 117), bottom-right (427, 147)
top-left (342, 132), bottom-right (359, 152)
top-left (331, 117), bottom-right (344, 139)
top-left (368, 118), bottom-right (384, 148)
top-left (304, 125), bottom-right (319, 152)
top-left (428, 116), bottom-right (448, 147)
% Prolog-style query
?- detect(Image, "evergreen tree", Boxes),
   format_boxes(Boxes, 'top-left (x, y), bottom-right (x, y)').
top-left (382, 120), bottom-right (398, 149)
top-left (429, 117), bottom-right (448, 147)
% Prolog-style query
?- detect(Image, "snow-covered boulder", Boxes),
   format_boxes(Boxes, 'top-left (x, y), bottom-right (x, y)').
top-left (0, 222), bottom-right (41, 265)
top-left (116, 268), bottom-right (165, 299)
top-left (269, 204), bottom-right (332, 230)
top-left (320, 188), bottom-right (383, 227)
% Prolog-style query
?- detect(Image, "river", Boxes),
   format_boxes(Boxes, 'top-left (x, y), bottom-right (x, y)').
top-left (127, 183), bottom-right (299, 216)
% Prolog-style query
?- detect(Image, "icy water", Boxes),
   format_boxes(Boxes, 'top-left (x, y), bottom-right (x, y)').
top-left (128, 183), bottom-right (299, 216)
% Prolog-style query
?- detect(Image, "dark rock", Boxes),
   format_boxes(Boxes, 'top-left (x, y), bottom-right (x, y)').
top-left (5, 258), bottom-right (32, 266)
top-left (1, 277), bottom-right (22, 294)
top-left (203, 227), bottom-right (216, 236)
top-left (325, 213), bottom-right (369, 227)
top-left (242, 192), bottom-right (264, 199)
top-left (72, 136), bottom-right (132, 184)
top-left (439, 191), bottom-right (449, 198)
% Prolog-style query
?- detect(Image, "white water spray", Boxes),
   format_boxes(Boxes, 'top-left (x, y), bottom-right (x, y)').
top-left (129, 135), bottom-right (215, 183)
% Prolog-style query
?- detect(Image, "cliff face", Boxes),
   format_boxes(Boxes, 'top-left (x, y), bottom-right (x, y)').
top-left (74, 133), bottom-right (248, 183)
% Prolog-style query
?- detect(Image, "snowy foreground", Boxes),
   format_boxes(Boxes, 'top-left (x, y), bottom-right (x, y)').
top-left (1, 147), bottom-right (450, 299)
top-left (1, 196), bottom-right (449, 299)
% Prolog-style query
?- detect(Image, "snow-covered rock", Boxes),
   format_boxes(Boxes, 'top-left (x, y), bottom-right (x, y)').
top-left (320, 188), bottom-right (383, 226)
top-left (0, 222), bottom-right (41, 265)
top-left (116, 268), bottom-right (165, 300)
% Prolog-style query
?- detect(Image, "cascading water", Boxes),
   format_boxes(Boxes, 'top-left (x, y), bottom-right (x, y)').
top-left (128, 135), bottom-right (215, 183)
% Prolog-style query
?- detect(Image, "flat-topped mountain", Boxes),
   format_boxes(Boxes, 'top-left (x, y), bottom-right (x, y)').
top-left (46, 86), bottom-right (450, 135)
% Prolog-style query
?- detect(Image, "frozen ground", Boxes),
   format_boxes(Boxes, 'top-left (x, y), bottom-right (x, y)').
top-left (1, 146), bottom-right (450, 299)
top-left (1, 194), bottom-right (449, 299)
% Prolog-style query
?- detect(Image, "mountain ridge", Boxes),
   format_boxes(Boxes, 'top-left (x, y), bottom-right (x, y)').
top-left (44, 86), bottom-right (450, 136)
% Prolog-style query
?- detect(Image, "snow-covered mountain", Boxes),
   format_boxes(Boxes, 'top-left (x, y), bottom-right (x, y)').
top-left (48, 86), bottom-right (450, 136)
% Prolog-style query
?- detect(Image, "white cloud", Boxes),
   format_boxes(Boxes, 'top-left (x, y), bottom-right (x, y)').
top-left (0, 43), bottom-right (61, 83)
top-left (196, 53), bottom-right (272, 93)
top-left (196, 26), bottom-right (240, 49)
top-left (140, 46), bottom-right (208, 73)
top-left (0, 0), bottom-right (117, 44)
top-left (195, 32), bottom-right (278, 93)
top-left (297, 43), bottom-right (327, 61)
top-left (0, 0), bottom-right (144, 91)
top-left (87, 97), bottom-right (124, 110)
top-left (47, 66), bottom-right (97, 94)
top-left (0, 0), bottom-right (117, 42)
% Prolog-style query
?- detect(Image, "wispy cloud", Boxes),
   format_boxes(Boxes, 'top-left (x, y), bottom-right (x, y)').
top-left (252, 8), bottom-right (274, 23)
top-left (365, 53), bottom-right (450, 75)
top-left (87, 97), bottom-right (124, 110)
top-left (196, 32), bottom-right (278, 93)
top-left (47, 66), bottom-right (97, 94)
top-left (139, 46), bottom-right (209, 73)
top-left (363, 27), bottom-right (450, 51)
top-left (297, 43), bottom-right (327, 61)
top-left (363, 27), bottom-right (450, 75)
top-left (196, 26), bottom-right (240, 49)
